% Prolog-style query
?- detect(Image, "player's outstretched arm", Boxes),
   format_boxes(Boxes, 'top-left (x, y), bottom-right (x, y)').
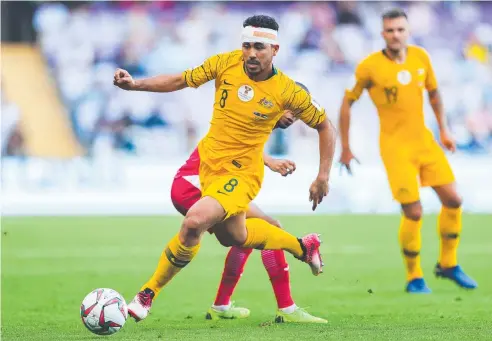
top-left (309, 118), bottom-right (337, 211)
top-left (338, 95), bottom-right (359, 174)
top-left (113, 68), bottom-right (187, 93)
top-left (339, 60), bottom-right (370, 174)
top-left (316, 119), bottom-right (337, 180)
top-left (284, 80), bottom-right (336, 210)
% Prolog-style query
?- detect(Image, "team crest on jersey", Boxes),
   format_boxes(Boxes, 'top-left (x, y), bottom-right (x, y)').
top-left (238, 85), bottom-right (255, 102)
top-left (397, 70), bottom-right (412, 85)
top-left (258, 97), bottom-right (274, 109)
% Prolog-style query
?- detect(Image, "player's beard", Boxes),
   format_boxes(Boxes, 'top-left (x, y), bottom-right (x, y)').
top-left (387, 42), bottom-right (406, 58)
top-left (245, 61), bottom-right (262, 76)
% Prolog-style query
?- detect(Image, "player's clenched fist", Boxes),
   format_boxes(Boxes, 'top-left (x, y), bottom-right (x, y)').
top-left (267, 159), bottom-right (296, 177)
top-left (113, 68), bottom-right (136, 90)
top-left (309, 176), bottom-right (329, 211)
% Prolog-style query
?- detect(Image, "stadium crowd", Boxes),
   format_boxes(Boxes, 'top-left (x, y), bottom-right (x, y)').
top-left (1, 90), bottom-right (23, 157)
top-left (7, 1), bottom-right (491, 160)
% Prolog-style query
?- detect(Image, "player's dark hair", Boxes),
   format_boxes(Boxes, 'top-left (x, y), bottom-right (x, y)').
top-left (382, 8), bottom-right (407, 20)
top-left (295, 81), bottom-right (310, 94)
top-left (243, 15), bottom-right (279, 32)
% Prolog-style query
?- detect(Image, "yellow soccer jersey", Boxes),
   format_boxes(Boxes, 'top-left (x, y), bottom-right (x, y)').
top-left (182, 50), bottom-right (326, 175)
top-left (346, 45), bottom-right (438, 145)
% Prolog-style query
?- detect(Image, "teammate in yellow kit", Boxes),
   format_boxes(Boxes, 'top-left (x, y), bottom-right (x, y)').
top-left (339, 9), bottom-right (477, 293)
top-left (114, 15), bottom-right (337, 320)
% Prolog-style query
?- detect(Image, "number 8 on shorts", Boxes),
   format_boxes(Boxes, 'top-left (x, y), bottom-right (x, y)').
top-left (223, 178), bottom-right (238, 193)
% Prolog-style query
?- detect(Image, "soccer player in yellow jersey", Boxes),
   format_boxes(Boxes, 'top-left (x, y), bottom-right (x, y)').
top-left (339, 9), bottom-right (477, 293)
top-left (114, 15), bottom-right (337, 320)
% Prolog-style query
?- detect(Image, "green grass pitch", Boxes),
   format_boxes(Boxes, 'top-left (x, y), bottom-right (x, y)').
top-left (2, 215), bottom-right (492, 340)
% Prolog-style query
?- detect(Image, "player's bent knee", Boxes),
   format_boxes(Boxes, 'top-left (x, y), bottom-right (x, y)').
top-left (405, 211), bottom-right (423, 221)
top-left (182, 214), bottom-right (201, 230)
top-left (401, 201), bottom-right (423, 221)
top-left (181, 215), bottom-right (204, 240)
top-left (433, 183), bottom-right (462, 209)
top-left (442, 195), bottom-right (462, 209)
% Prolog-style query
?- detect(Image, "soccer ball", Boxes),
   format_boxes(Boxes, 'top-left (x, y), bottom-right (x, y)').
top-left (80, 288), bottom-right (128, 336)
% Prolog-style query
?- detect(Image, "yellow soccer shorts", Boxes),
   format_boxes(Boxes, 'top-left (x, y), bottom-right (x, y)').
top-left (199, 162), bottom-right (261, 220)
top-left (381, 141), bottom-right (456, 204)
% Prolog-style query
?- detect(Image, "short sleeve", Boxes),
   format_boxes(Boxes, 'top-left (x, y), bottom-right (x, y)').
top-left (182, 54), bottom-right (224, 88)
top-left (282, 80), bottom-right (326, 128)
top-left (345, 61), bottom-right (371, 101)
top-left (423, 50), bottom-right (438, 91)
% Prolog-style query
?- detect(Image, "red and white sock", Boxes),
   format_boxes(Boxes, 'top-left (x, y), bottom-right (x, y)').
top-left (213, 246), bottom-right (253, 306)
top-left (261, 250), bottom-right (295, 309)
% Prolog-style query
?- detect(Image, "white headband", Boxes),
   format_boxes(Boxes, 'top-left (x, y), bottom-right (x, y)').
top-left (241, 26), bottom-right (279, 45)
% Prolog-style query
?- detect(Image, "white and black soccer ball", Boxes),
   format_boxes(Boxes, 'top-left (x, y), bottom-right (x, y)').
top-left (80, 288), bottom-right (128, 336)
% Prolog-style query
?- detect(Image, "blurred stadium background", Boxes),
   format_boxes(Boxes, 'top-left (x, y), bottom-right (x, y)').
top-left (1, 1), bottom-right (491, 216)
top-left (2, 2), bottom-right (492, 340)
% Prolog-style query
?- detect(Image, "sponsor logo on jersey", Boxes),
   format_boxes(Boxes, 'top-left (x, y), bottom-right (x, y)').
top-left (253, 111), bottom-right (268, 120)
top-left (397, 70), bottom-right (412, 85)
top-left (258, 97), bottom-right (274, 109)
top-left (418, 68), bottom-right (425, 75)
top-left (238, 85), bottom-right (254, 102)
